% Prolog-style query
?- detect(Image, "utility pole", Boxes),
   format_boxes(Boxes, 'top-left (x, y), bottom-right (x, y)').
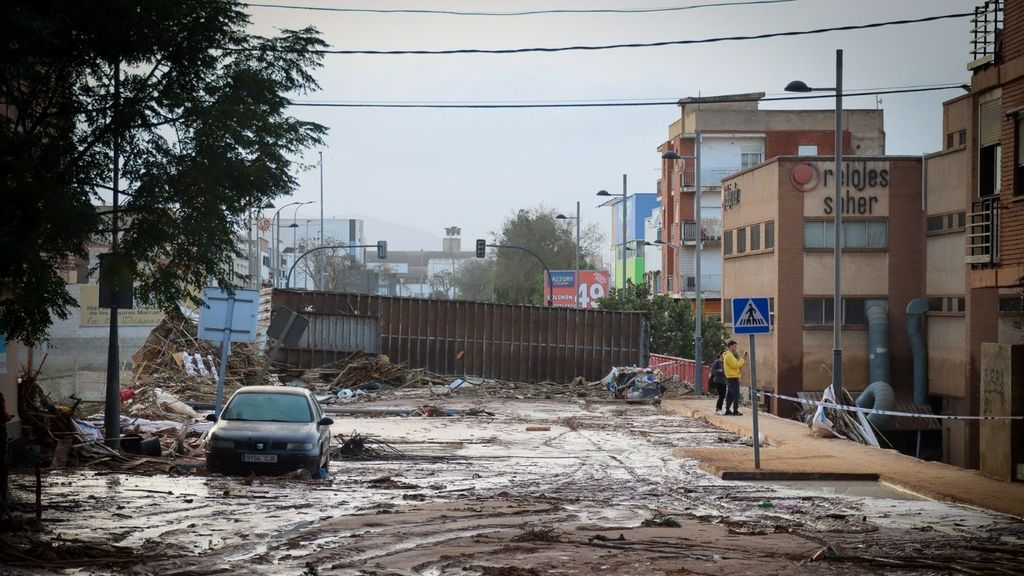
top-left (103, 59), bottom-right (122, 447)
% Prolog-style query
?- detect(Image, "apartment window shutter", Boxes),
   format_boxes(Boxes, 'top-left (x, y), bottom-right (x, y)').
top-left (979, 98), bottom-right (1001, 147)
top-left (1017, 117), bottom-right (1024, 167)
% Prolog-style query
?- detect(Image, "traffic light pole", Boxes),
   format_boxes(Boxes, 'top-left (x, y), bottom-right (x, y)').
top-left (285, 242), bottom-right (387, 288)
top-left (483, 243), bottom-right (554, 306)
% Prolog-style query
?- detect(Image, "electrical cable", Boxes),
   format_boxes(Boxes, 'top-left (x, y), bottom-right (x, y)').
top-left (287, 84), bottom-right (965, 109)
top-left (241, 12), bottom-right (971, 55)
top-left (243, 0), bottom-right (796, 17)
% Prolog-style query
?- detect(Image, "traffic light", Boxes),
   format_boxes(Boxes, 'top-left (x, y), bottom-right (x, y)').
top-left (376, 240), bottom-right (387, 259)
top-left (475, 239), bottom-right (486, 258)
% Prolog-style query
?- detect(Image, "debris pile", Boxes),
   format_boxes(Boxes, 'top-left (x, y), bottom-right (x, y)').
top-left (799, 389), bottom-right (885, 447)
top-left (332, 432), bottom-right (406, 460)
top-left (600, 366), bottom-right (668, 400)
top-left (129, 313), bottom-right (274, 404)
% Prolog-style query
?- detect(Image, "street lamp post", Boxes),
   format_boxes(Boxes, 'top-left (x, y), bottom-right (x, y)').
top-left (598, 174), bottom-right (628, 293)
top-left (787, 48), bottom-right (844, 403)
top-left (270, 200), bottom-right (314, 288)
top-left (556, 201), bottom-right (581, 306)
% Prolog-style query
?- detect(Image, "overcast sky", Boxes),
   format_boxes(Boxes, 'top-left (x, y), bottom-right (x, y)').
top-left (246, 0), bottom-right (974, 251)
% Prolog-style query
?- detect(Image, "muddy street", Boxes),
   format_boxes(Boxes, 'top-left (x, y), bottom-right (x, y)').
top-left (3, 396), bottom-right (1023, 575)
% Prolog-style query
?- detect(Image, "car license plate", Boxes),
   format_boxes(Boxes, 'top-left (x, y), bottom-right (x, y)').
top-left (241, 453), bottom-right (277, 463)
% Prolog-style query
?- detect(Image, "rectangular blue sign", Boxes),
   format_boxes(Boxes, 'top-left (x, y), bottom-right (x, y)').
top-left (732, 297), bottom-right (772, 334)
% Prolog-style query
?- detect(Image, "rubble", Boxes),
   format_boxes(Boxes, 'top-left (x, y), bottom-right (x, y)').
top-left (129, 312), bottom-right (274, 404)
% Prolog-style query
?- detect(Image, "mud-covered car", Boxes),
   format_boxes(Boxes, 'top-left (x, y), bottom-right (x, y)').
top-left (204, 386), bottom-right (333, 477)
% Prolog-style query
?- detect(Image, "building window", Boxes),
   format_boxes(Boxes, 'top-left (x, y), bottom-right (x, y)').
top-left (979, 95), bottom-right (1001, 197)
top-left (805, 220), bottom-right (832, 248)
top-left (724, 229), bottom-right (733, 255)
top-left (750, 223), bottom-right (761, 251)
top-left (1016, 116), bottom-right (1024, 197)
top-left (927, 211), bottom-right (968, 235)
top-left (930, 296), bottom-right (966, 314)
top-left (947, 133), bottom-right (955, 149)
top-left (999, 295), bottom-right (1023, 313)
top-left (736, 227), bottom-right (746, 253)
top-left (765, 221), bottom-right (775, 249)
top-left (804, 220), bottom-right (887, 248)
top-left (959, 129), bottom-right (967, 146)
top-left (798, 145), bottom-right (818, 155)
top-left (741, 151), bottom-right (763, 170)
top-left (803, 298), bottom-right (877, 326)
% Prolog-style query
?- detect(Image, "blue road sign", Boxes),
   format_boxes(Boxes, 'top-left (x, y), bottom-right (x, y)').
top-left (732, 297), bottom-right (772, 334)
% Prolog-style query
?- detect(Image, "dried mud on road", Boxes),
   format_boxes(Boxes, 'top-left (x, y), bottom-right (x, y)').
top-left (3, 396), bottom-right (1023, 575)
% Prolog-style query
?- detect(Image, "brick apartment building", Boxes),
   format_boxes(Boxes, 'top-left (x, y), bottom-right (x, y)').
top-left (655, 97), bottom-right (884, 315)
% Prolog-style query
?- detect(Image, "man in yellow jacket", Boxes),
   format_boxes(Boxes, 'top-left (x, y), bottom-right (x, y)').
top-left (722, 340), bottom-right (748, 415)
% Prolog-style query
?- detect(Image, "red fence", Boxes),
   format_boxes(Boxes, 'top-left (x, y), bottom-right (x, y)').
top-left (648, 353), bottom-right (707, 385)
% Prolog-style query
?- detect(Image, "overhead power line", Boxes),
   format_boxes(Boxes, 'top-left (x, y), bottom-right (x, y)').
top-left (244, 0), bottom-right (795, 17)
top-left (245, 11), bottom-right (972, 55)
top-left (288, 84), bottom-right (966, 109)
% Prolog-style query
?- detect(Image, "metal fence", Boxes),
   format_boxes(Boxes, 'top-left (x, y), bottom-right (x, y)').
top-left (270, 290), bottom-right (650, 382)
top-left (648, 353), bottom-right (706, 385)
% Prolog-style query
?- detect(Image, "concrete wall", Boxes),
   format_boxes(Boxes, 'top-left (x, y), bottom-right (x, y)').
top-left (979, 343), bottom-right (1024, 481)
top-left (928, 316), bottom-right (967, 397)
top-left (38, 284), bottom-right (159, 401)
top-left (673, 108), bottom-right (885, 156)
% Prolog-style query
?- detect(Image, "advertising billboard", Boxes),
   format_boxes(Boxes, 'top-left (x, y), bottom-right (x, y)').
top-left (545, 271), bottom-right (609, 309)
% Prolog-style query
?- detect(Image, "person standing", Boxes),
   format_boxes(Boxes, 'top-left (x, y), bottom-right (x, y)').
top-left (709, 357), bottom-right (727, 415)
top-left (722, 340), bottom-right (748, 416)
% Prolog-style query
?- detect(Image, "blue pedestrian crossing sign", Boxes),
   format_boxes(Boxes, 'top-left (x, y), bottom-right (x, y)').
top-left (732, 297), bottom-right (772, 334)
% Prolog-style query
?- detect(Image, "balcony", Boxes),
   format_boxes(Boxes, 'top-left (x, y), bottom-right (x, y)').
top-left (674, 168), bottom-right (743, 192)
top-left (680, 274), bottom-right (722, 298)
top-left (966, 197), bottom-right (1000, 266)
top-left (968, 0), bottom-right (1002, 70)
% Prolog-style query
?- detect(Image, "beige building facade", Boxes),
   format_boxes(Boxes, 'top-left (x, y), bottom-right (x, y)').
top-left (721, 156), bottom-right (925, 420)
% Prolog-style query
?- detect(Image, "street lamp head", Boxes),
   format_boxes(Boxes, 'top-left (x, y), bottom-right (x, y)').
top-left (784, 80), bottom-right (813, 93)
top-left (288, 223), bottom-right (299, 228)
top-left (555, 213), bottom-right (569, 220)
top-left (661, 151), bottom-right (682, 161)
top-left (596, 190), bottom-right (611, 197)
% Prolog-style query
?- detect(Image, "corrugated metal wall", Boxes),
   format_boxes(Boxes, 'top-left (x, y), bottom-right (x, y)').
top-left (271, 290), bottom-right (649, 382)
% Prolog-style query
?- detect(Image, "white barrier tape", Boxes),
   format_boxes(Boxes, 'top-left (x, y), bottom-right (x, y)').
top-left (758, 390), bottom-right (1024, 421)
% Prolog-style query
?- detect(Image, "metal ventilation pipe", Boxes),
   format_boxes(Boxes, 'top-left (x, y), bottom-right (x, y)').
top-left (856, 301), bottom-right (895, 427)
top-left (906, 297), bottom-right (930, 406)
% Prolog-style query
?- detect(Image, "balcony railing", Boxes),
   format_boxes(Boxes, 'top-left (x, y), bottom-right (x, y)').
top-left (968, 0), bottom-right (1002, 70)
top-left (681, 274), bottom-right (722, 295)
top-left (673, 168), bottom-right (743, 191)
top-left (966, 197), bottom-right (1000, 265)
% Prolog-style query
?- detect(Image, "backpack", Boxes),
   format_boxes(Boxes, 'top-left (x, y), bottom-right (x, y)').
top-left (710, 359), bottom-right (726, 384)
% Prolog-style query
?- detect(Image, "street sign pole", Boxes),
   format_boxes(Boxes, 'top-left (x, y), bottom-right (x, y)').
top-left (214, 297), bottom-right (236, 416)
top-left (731, 296), bottom-right (771, 470)
top-left (749, 334), bottom-right (760, 469)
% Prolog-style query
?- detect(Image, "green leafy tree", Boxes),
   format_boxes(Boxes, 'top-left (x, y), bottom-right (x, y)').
top-left (0, 0), bottom-right (326, 345)
top-left (599, 281), bottom-right (729, 363)
top-left (453, 259), bottom-right (494, 301)
top-left (492, 207), bottom-right (601, 305)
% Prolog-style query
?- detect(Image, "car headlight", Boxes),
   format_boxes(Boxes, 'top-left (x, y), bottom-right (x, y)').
top-left (286, 442), bottom-right (313, 450)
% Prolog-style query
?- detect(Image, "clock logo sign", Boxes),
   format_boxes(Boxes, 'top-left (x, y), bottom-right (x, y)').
top-left (791, 162), bottom-right (819, 192)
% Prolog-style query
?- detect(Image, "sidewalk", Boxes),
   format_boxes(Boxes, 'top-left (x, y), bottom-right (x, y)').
top-left (662, 398), bottom-right (1024, 518)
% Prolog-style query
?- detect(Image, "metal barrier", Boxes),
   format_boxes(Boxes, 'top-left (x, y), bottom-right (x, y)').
top-left (270, 290), bottom-right (650, 382)
top-left (649, 353), bottom-right (706, 384)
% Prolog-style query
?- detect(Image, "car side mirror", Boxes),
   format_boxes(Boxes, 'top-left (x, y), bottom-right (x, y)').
top-left (318, 417), bottom-right (334, 427)
top-left (206, 413), bottom-right (218, 422)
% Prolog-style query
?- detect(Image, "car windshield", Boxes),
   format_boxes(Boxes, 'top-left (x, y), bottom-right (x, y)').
top-left (221, 392), bottom-right (313, 423)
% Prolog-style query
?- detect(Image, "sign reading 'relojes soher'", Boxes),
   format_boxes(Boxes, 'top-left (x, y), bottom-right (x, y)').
top-left (791, 161), bottom-right (888, 216)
